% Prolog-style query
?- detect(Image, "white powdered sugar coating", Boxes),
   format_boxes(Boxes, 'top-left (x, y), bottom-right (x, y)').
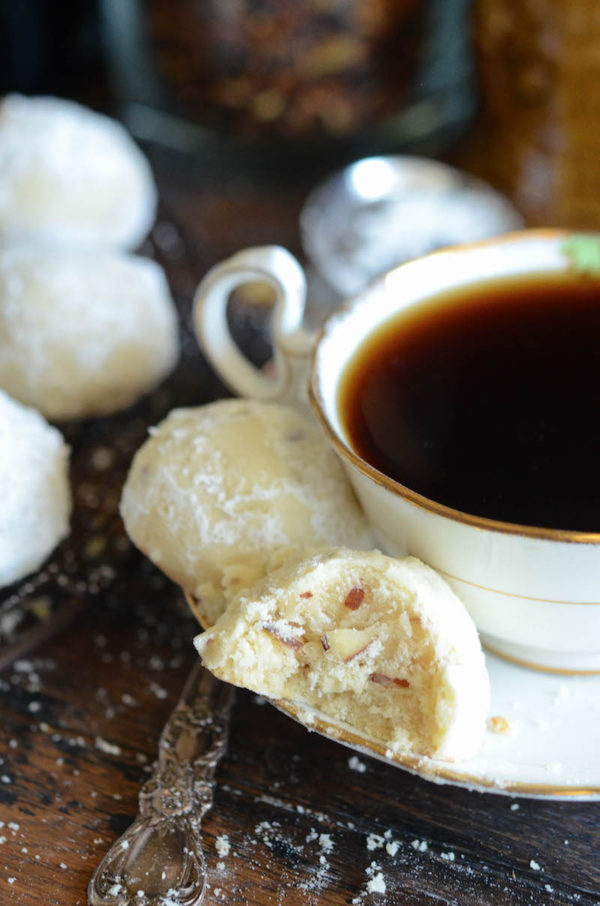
top-left (121, 400), bottom-right (374, 623)
top-left (0, 244), bottom-right (179, 419)
top-left (0, 390), bottom-right (71, 587)
top-left (0, 94), bottom-right (157, 248)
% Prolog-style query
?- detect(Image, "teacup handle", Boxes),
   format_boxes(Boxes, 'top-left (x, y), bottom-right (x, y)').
top-left (193, 245), bottom-right (314, 406)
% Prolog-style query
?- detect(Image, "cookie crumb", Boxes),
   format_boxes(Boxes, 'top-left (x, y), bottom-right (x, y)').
top-left (215, 835), bottom-right (230, 857)
top-left (488, 715), bottom-right (512, 734)
top-left (366, 872), bottom-right (386, 894)
top-left (366, 833), bottom-right (385, 851)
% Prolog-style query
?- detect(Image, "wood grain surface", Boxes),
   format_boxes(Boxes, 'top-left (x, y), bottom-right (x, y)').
top-left (1, 151), bottom-right (599, 906)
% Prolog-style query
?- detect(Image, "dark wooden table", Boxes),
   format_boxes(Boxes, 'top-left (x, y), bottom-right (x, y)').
top-left (1, 145), bottom-right (599, 906)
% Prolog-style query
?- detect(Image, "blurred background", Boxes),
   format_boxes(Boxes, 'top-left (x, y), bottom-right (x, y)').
top-left (1, 0), bottom-right (598, 229)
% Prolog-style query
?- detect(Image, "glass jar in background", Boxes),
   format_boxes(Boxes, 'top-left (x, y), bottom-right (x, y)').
top-left (470, 0), bottom-right (600, 229)
top-left (101, 0), bottom-right (476, 172)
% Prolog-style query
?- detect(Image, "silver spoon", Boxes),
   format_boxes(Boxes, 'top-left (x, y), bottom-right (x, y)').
top-left (88, 661), bottom-right (234, 906)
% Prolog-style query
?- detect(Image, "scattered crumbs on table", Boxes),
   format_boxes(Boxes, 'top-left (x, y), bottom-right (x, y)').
top-left (386, 840), bottom-right (400, 857)
top-left (121, 692), bottom-right (139, 706)
top-left (59, 862), bottom-right (67, 869)
top-left (530, 860), bottom-right (541, 871)
top-left (149, 682), bottom-right (168, 700)
top-left (510, 803), bottom-right (520, 811)
top-left (441, 851), bottom-right (456, 862)
top-left (348, 755), bottom-right (367, 773)
top-left (13, 659), bottom-right (33, 673)
top-left (95, 737), bottom-right (122, 756)
top-left (366, 871), bottom-right (386, 894)
top-left (319, 833), bottom-right (334, 854)
top-left (351, 861), bottom-right (387, 898)
top-left (366, 833), bottom-right (385, 851)
top-left (8, 877), bottom-right (16, 885)
top-left (216, 861), bottom-right (226, 871)
top-left (254, 792), bottom-right (289, 810)
top-left (215, 835), bottom-right (230, 857)
top-left (545, 884), bottom-right (555, 893)
top-left (411, 839), bottom-right (428, 852)
top-left (1, 774), bottom-right (12, 784)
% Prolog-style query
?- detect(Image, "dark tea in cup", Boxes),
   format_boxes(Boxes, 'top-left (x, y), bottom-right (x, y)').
top-left (339, 273), bottom-right (600, 531)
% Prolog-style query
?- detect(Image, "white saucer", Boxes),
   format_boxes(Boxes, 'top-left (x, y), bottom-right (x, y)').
top-left (278, 651), bottom-right (600, 800)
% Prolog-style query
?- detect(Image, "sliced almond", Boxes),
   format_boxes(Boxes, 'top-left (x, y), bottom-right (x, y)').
top-left (262, 622), bottom-right (304, 650)
top-left (343, 586), bottom-right (365, 610)
top-left (324, 627), bottom-right (376, 662)
top-left (369, 672), bottom-right (410, 688)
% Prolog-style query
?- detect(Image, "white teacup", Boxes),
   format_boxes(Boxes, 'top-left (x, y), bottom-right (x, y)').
top-left (194, 231), bottom-right (600, 674)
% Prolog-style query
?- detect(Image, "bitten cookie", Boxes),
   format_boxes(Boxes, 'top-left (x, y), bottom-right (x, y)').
top-left (120, 400), bottom-right (374, 624)
top-left (0, 244), bottom-right (179, 420)
top-left (195, 549), bottom-right (490, 761)
top-left (0, 390), bottom-right (71, 587)
top-left (0, 94), bottom-right (157, 248)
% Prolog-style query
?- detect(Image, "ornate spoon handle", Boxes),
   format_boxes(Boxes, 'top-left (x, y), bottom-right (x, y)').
top-left (88, 661), bottom-right (234, 906)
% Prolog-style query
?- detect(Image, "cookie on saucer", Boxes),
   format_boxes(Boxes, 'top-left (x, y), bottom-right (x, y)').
top-left (195, 548), bottom-right (490, 761)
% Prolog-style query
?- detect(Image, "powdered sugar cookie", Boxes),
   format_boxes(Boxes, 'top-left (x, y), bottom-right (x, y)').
top-left (0, 390), bottom-right (71, 587)
top-left (120, 400), bottom-right (374, 624)
top-left (195, 549), bottom-right (490, 761)
top-left (0, 244), bottom-right (179, 420)
top-left (0, 94), bottom-right (156, 248)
